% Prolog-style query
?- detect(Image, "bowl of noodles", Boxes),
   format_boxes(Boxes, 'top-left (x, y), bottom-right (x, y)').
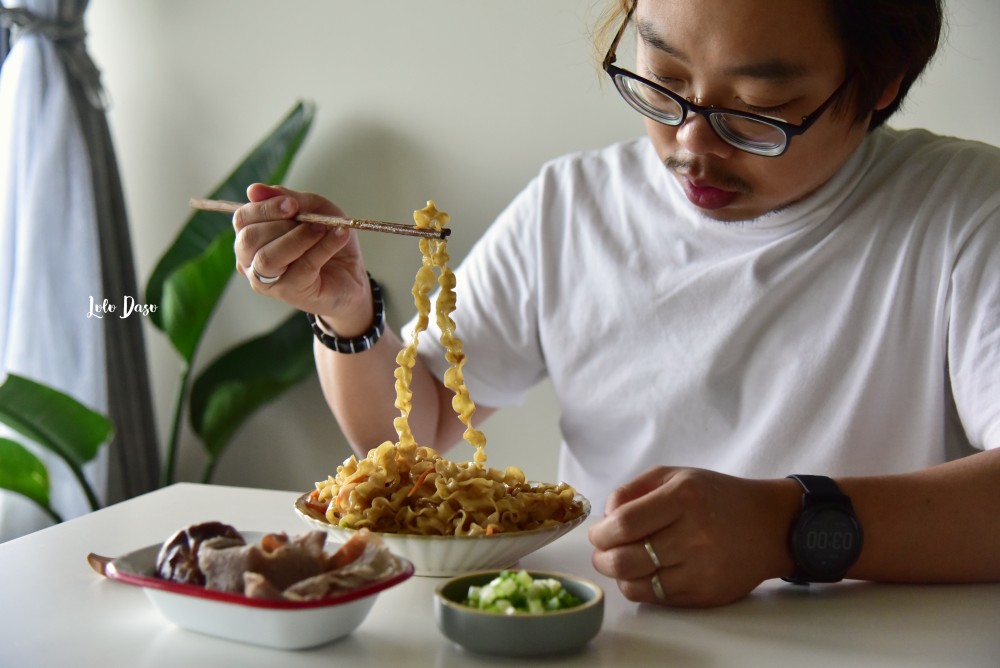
top-left (294, 200), bottom-right (589, 575)
top-left (293, 443), bottom-right (590, 577)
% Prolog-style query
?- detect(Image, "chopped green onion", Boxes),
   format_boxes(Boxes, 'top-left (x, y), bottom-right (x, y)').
top-left (462, 570), bottom-right (583, 614)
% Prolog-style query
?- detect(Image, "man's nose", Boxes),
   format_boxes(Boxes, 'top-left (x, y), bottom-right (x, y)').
top-left (674, 112), bottom-right (736, 159)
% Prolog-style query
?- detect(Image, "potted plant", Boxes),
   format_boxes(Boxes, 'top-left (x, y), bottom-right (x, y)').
top-left (0, 100), bottom-right (317, 521)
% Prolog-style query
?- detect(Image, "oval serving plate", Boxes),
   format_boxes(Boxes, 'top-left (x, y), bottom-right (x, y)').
top-left (294, 493), bottom-right (591, 577)
top-left (94, 530), bottom-right (414, 649)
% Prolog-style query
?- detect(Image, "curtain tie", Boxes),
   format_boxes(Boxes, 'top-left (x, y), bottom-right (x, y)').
top-left (1, 6), bottom-right (85, 43)
top-left (0, 5), bottom-right (108, 110)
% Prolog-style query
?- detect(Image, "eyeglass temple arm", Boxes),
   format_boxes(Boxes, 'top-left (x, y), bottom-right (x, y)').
top-left (603, 0), bottom-right (638, 69)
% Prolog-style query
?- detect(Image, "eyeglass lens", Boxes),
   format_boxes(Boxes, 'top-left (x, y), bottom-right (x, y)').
top-left (614, 73), bottom-right (787, 154)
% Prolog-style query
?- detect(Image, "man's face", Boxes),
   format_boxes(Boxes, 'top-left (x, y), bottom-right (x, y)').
top-left (636, 0), bottom-right (871, 222)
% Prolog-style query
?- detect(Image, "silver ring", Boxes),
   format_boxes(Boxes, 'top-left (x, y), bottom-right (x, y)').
top-left (251, 264), bottom-right (282, 285)
top-left (650, 572), bottom-right (666, 602)
top-left (643, 538), bottom-right (663, 569)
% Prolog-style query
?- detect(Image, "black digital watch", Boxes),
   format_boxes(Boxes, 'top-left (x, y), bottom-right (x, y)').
top-left (784, 474), bottom-right (863, 585)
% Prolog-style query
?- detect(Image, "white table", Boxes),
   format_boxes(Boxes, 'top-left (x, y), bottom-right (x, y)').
top-left (1, 483), bottom-right (998, 667)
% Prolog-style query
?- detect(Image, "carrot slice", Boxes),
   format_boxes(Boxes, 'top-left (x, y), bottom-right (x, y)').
top-left (407, 468), bottom-right (433, 497)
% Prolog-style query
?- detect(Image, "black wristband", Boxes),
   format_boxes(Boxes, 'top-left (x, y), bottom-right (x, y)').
top-left (306, 273), bottom-right (385, 354)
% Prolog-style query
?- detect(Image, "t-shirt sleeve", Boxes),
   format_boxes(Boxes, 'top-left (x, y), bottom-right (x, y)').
top-left (948, 192), bottom-right (1000, 450)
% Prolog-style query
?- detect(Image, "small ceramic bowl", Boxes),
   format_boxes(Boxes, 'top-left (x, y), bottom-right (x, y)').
top-left (294, 492), bottom-right (591, 577)
top-left (433, 570), bottom-right (604, 656)
top-left (90, 530), bottom-right (413, 650)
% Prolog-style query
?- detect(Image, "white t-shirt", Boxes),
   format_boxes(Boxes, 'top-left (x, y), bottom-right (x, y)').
top-left (406, 127), bottom-right (1000, 508)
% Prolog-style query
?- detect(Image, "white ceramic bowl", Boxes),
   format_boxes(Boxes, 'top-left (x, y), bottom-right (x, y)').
top-left (294, 492), bottom-right (591, 577)
top-left (94, 530), bottom-right (413, 649)
top-left (434, 570), bottom-right (604, 656)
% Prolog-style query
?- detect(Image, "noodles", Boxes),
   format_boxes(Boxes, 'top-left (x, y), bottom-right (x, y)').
top-left (311, 201), bottom-right (583, 536)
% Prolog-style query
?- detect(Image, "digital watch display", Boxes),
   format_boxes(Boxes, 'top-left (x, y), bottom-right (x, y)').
top-left (784, 475), bottom-right (864, 585)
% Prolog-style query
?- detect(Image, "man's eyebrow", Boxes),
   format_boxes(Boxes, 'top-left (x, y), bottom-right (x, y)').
top-left (636, 18), bottom-right (809, 81)
top-left (637, 19), bottom-right (685, 60)
top-left (724, 59), bottom-right (809, 80)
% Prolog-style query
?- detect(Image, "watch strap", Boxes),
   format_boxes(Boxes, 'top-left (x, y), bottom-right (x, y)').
top-left (788, 474), bottom-right (852, 507)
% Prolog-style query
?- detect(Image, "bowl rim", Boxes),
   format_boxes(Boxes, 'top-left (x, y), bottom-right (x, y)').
top-left (103, 529), bottom-right (415, 611)
top-left (434, 569), bottom-right (605, 618)
top-left (294, 491), bottom-right (591, 541)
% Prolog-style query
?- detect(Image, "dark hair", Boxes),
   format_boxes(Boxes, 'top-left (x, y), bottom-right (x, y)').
top-left (826, 0), bottom-right (944, 129)
top-left (594, 0), bottom-right (945, 131)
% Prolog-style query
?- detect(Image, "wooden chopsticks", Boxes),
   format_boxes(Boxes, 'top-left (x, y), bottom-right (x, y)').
top-left (190, 198), bottom-right (451, 240)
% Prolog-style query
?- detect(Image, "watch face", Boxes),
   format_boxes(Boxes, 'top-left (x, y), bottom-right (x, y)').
top-left (791, 506), bottom-right (863, 581)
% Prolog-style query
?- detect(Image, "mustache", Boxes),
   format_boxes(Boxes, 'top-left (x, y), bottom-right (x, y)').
top-left (664, 157), bottom-right (753, 195)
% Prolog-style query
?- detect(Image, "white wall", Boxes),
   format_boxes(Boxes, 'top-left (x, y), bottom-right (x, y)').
top-left (84, 0), bottom-right (999, 494)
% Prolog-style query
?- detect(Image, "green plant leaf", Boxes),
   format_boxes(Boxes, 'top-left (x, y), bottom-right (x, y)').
top-left (0, 374), bottom-right (113, 468)
top-left (145, 100), bottom-right (316, 362)
top-left (0, 437), bottom-right (53, 511)
top-left (189, 311), bottom-right (315, 463)
top-left (158, 233), bottom-right (237, 363)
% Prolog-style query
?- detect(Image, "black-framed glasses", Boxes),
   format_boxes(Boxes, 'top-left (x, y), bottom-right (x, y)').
top-left (602, 2), bottom-right (850, 157)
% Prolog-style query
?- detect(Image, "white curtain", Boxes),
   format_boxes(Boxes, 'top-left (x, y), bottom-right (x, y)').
top-left (0, 0), bottom-right (107, 540)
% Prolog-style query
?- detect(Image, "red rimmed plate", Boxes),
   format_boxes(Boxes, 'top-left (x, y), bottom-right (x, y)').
top-left (89, 530), bottom-right (414, 649)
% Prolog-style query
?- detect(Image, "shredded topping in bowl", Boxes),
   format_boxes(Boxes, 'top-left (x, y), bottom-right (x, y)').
top-left (463, 570), bottom-right (584, 614)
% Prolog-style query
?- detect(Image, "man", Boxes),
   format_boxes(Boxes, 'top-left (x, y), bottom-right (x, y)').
top-left (234, 0), bottom-right (1000, 607)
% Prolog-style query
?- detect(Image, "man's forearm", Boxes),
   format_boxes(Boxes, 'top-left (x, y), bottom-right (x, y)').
top-left (840, 447), bottom-right (1000, 583)
top-left (314, 327), bottom-right (458, 456)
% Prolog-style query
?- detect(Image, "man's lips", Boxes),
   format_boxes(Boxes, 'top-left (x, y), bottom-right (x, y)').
top-left (681, 178), bottom-right (740, 210)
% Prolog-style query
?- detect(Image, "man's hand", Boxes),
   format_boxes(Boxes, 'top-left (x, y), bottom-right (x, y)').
top-left (233, 183), bottom-right (374, 335)
top-left (588, 467), bottom-right (799, 607)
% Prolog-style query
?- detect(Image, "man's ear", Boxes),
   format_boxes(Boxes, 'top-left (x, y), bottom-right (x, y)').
top-left (875, 74), bottom-right (905, 111)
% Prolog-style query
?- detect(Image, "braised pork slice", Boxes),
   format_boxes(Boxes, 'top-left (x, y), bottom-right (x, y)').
top-left (195, 529), bottom-right (400, 601)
